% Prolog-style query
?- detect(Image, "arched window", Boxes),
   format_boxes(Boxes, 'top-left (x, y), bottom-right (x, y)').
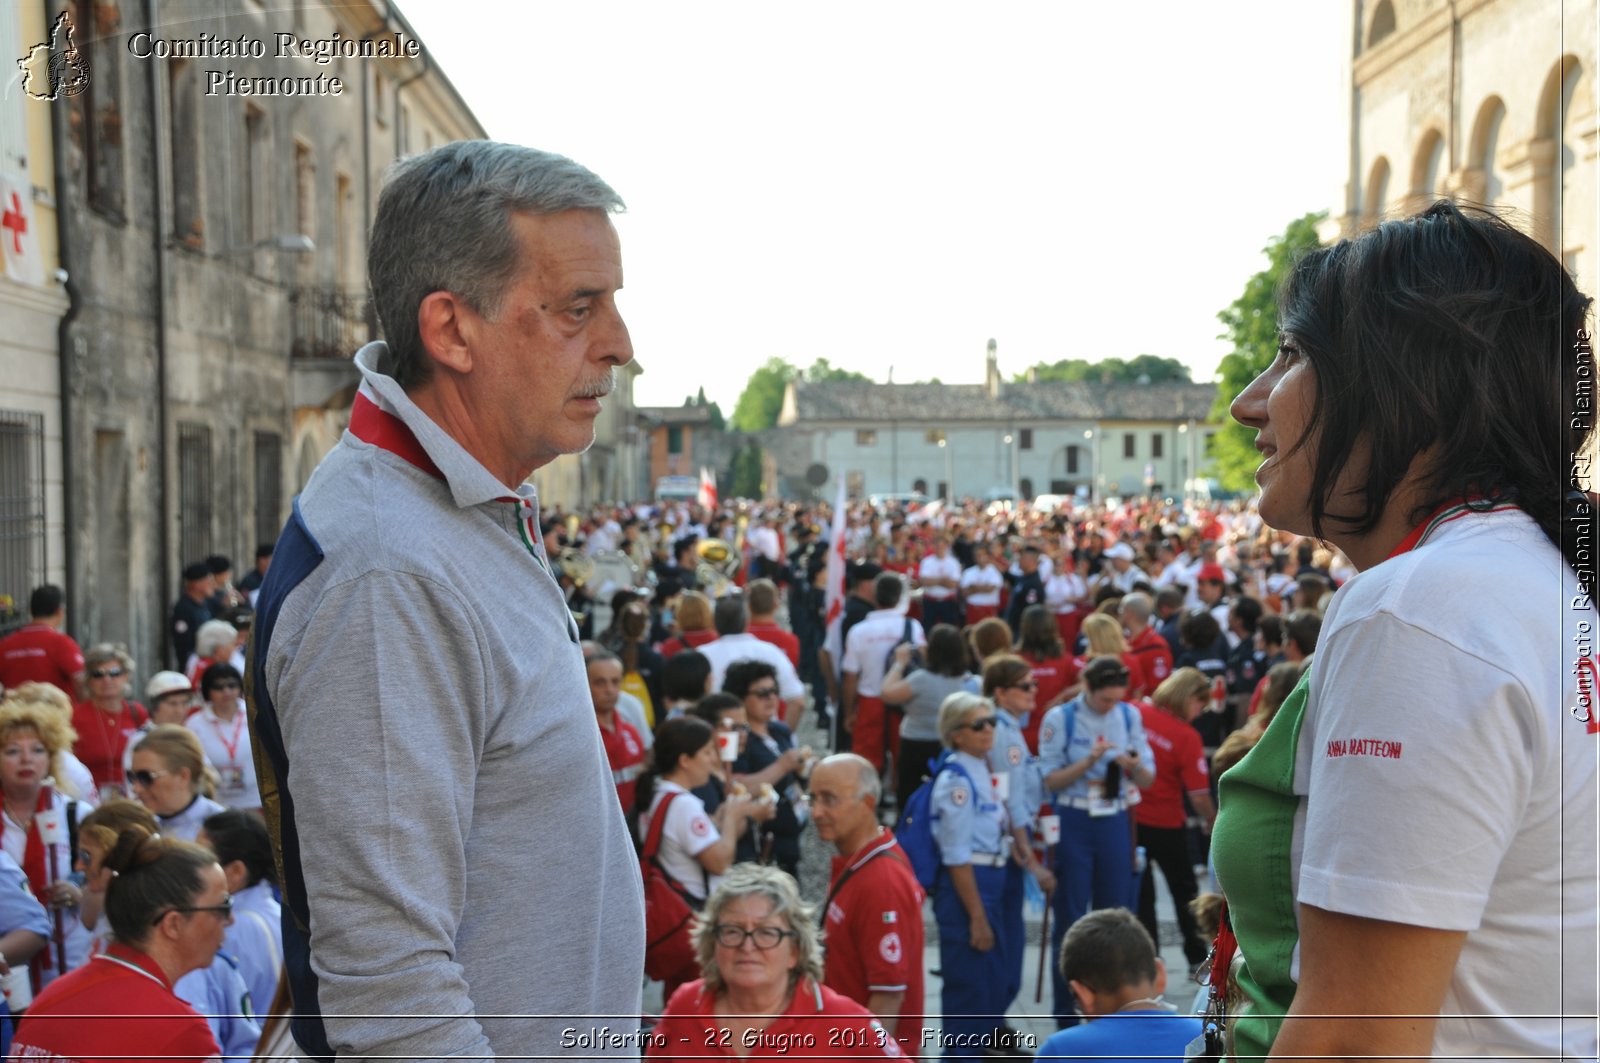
top-left (1019, 477), bottom-right (1034, 499)
top-left (1363, 156), bottom-right (1391, 226)
top-left (912, 478), bottom-right (928, 495)
top-left (1535, 56), bottom-right (1591, 254)
top-left (1468, 97), bottom-right (1507, 204)
top-left (1410, 129), bottom-right (1446, 205)
top-left (1367, 0), bottom-right (1396, 48)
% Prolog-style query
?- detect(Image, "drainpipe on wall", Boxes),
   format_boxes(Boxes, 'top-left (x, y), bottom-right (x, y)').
top-left (146, 0), bottom-right (172, 665)
top-left (50, 35), bottom-right (79, 635)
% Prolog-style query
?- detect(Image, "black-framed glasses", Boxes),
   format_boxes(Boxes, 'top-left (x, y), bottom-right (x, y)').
top-left (88, 668), bottom-right (125, 680)
top-left (152, 895), bottom-right (232, 926)
top-left (1010, 681), bottom-right (1038, 692)
top-left (209, 681), bottom-right (242, 692)
top-left (747, 686), bottom-right (780, 699)
top-left (128, 769), bottom-right (170, 788)
top-left (713, 924), bottom-right (795, 950)
top-left (961, 716), bottom-right (999, 732)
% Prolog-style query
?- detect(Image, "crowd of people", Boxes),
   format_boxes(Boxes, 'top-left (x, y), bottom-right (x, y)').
top-left (562, 480), bottom-right (1355, 1058)
top-left (0, 576), bottom-right (281, 1058)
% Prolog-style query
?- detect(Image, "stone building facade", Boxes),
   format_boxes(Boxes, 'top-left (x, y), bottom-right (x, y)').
top-left (1329, 0), bottom-right (1596, 294)
top-left (775, 344), bottom-right (1218, 503)
top-left (30, 0), bottom-right (489, 670)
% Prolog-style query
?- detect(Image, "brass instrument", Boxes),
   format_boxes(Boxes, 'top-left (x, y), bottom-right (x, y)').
top-left (695, 537), bottom-right (740, 599)
top-left (557, 547), bottom-right (594, 587)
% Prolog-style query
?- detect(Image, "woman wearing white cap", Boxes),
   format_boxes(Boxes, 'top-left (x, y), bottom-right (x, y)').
top-left (122, 673), bottom-right (201, 798)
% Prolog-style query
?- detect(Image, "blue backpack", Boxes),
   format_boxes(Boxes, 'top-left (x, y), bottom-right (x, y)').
top-left (895, 753), bottom-right (976, 889)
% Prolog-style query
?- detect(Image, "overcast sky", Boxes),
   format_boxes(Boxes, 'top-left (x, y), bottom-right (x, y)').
top-left (398, 1), bottom-right (1347, 411)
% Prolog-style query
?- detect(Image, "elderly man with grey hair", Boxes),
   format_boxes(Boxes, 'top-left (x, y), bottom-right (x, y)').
top-left (1120, 590), bottom-right (1174, 689)
top-left (249, 141), bottom-right (643, 1060)
top-left (801, 753), bottom-right (925, 1057)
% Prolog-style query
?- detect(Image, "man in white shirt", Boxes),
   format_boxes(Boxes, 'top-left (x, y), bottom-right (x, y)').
top-left (959, 543), bottom-right (1005, 624)
top-left (842, 574), bottom-right (926, 776)
top-left (697, 597), bottom-right (806, 722)
top-left (917, 535), bottom-right (964, 630)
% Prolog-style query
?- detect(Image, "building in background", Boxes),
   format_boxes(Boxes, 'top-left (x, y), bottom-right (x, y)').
top-left (1328, 0), bottom-right (1596, 293)
top-left (25, 0), bottom-right (485, 670)
top-left (775, 342), bottom-right (1217, 503)
top-left (0, 2), bottom-right (72, 630)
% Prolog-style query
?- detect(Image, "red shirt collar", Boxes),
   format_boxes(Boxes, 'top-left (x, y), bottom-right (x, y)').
top-left (349, 391), bottom-right (442, 480)
top-left (105, 941), bottom-right (175, 991)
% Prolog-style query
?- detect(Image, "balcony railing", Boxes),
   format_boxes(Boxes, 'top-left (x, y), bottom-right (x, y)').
top-left (290, 287), bottom-right (375, 360)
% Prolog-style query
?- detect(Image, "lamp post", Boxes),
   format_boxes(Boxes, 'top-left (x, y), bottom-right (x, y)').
top-left (1003, 431), bottom-right (1016, 504)
top-left (1084, 428), bottom-right (1099, 504)
top-left (938, 435), bottom-right (954, 501)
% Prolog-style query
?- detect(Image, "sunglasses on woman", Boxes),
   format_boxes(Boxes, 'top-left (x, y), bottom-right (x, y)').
top-left (151, 895), bottom-right (233, 926)
top-left (1009, 681), bottom-right (1038, 692)
top-left (961, 715), bottom-right (999, 732)
top-left (128, 769), bottom-right (170, 788)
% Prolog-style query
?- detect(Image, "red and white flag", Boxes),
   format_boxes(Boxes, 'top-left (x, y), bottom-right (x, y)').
top-left (1, 177), bottom-right (43, 286)
top-left (697, 466), bottom-right (718, 510)
top-left (821, 477), bottom-right (848, 669)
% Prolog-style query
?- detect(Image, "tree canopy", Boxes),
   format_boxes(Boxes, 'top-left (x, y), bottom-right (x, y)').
top-left (1012, 354), bottom-right (1191, 385)
top-left (1210, 212), bottom-right (1326, 492)
top-left (730, 357), bottom-right (872, 432)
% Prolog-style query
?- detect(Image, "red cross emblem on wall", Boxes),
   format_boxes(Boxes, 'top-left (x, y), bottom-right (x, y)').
top-left (2, 193), bottom-right (27, 255)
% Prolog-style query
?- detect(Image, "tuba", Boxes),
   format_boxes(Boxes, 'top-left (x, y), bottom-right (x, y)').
top-left (695, 538), bottom-right (740, 598)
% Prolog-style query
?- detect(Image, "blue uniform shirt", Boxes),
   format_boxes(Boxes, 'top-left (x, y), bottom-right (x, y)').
top-left (931, 750), bottom-right (1007, 865)
top-left (1037, 698), bottom-right (1155, 803)
top-left (987, 711), bottom-right (1040, 830)
top-left (0, 852), bottom-right (49, 939)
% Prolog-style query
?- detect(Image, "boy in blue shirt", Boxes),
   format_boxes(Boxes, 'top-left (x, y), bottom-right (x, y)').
top-left (1038, 908), bottom-right (1201, 1063)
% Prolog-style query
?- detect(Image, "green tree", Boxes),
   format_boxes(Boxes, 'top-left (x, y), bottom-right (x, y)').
top-left (1211, 212), bottom-right (1326, 492)
top-left (684, 387), bottom-right (726, 431)
top-left (731, 358), bottom-right (796, 432)
top-left (731, 357), bottom-right (872, 432)
top-left (1014, 355), bottom-right (1191, 384)
top-left (802, 358), bottom-right (872, 384)
top-left (730, 440), bottom-right (764, 499)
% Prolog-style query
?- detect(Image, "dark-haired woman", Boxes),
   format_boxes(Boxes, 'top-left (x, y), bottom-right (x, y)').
top-left (185, 663), bottom-right (259, 812)
top-left (199, 809), bottom-right (282, 1022)
top-left (13, 828), bottom-right (228, 1063)
top-left (880, 622), bottom-right (973, 809)
top-left (636, 717), bottom-right (758, 998)
top-left (1013, 605), bottom-right (1078, 753)
top-left (725, 661), bottom-right (805, 877)
top-left (1216, 202), bottom-right (1599, 1060)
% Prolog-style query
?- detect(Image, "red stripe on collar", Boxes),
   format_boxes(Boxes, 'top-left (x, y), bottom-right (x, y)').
top-left (349, 391), bottom-right (443, 480)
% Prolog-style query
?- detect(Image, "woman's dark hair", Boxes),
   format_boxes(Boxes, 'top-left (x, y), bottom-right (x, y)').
top-left (982, 654), bottom-right (1032, 698)
top-left (1229, 596), bottom-right (1263, 635)
top-left (634, 716), bottom-right (715, 817)
top-left (662, 651), bottom-right (712, 703)
top-left (1277, 200), bottom-right (1593, 573)
top-left (1258, 614), bottom-right (1286, 649)
top-left (102, 826), bottom-right (217, 946)
top-left (200, 661), bottom-right (243, 697)
top-left (1178, 609), bottom-right (1222, 652)
top-left (924, 624), bottom-right (969, 678)
top-left (1016, 605), bottom-right (1064, 659)
top-left (722, 659), bottom-right (777, 699)
top-left (690, 692), bottom-right (742, 725)
top-left (201, 808), bottom-right (277, 888)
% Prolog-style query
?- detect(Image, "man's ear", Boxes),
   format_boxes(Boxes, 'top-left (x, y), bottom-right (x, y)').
top-left (416, 291), bottom-right (474, 375)
top-left (1152, 957), bottom-right (1167, 997)
top-left (1068, 978), bottom-right (1096, 1017)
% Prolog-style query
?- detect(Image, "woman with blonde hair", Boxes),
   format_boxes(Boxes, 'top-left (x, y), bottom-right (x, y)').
top-left (7, 684), bottom-right (95, 804)
top-left (659, 591), bottom-right (717, 659)
top-left (1077, 613), bottom-right (1147, 699)
top-left (1133, 667), bottom-right (1214, 968)
top-left (0, 697), bottom-right (91, 990)
top-left (70, 645), bottom-right (148, 799)
top-left (129, 726), bottom-right (224, 842)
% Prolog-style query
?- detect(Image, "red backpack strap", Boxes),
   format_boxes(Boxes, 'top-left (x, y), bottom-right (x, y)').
top-left (642, 790), bottom-right (678, 861)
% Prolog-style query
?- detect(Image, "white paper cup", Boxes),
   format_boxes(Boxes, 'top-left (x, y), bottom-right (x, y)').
top-left (991, 772), bottom-right (1010, 800)
top-left (35, 808), bottom-right (64, 846)
top-left (716, 731), bottom-right (739, 762)
top-left (3, 965), bottom-right (31, 1010)
top-left (1040, 813), bottom-right (1062, 846)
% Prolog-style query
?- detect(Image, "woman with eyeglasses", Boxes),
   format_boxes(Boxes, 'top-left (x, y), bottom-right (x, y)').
top-left (0, 697), bottom-right (92, 992)
top-left (928, 690), bottom-right (1012, 1061)
top-left (1013, 605), bottom-right (1078, 753)
top-left (13, 826), bottom-right (231, 1063)
top-left (69, 644), bottom-right (148, 800)
top-left (725, 661), bottom-right (805, 877)
top-left (979, 655), bottom-right (1056, 1029)
top-left (1036, 655), bottom-right (1155, 1026)
top-left (636, 717), bottom-right (759, 999)
top-left (647, 863), bottom-right (901, 1058)
top-left (72, 802), bottom-right (260, 1058)
top-left (129, 726), bottom-right (225, 842)
top-left (184, 663), bottom-right (260, 812)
